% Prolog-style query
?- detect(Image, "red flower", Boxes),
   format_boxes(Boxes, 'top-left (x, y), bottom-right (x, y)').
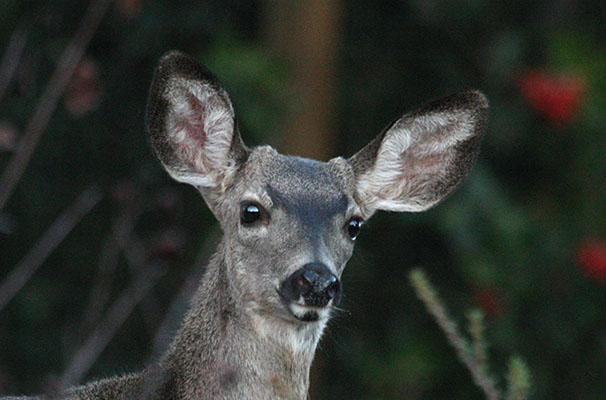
top-left (64, 57), bottom-right (102, 117)
top-left (518, 70), bottom-right (585, 126)
top-left (146, 228), bottom-right (186, 263)
top-left (0, 120), bottom-right (17, 152)
top-left (115, 0), bottom-right (142, 18)
top-left (578, 239), bottom-right (606, 285)
top-left (110, 180), bottom-right (137, 203)
top-left (473, 288), bottom-right (502, 317)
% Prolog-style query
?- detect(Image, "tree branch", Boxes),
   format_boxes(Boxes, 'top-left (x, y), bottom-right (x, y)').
top-left (149, 224), bottom-right (220, 359)
top-left (75, 201), bottom-right (145, 342)
top-left (0, 187), bottom-right (102, 312)
top-left (0, 20), bottom-right (30, 103)
top-left (0, 0), bottom-right (113, 211)
top-left (409, 268), bottom-right (502, 400)
top-left (58, 265), bottom-right (166, 389)
top-left (113, 220), bottom-right (164, 336)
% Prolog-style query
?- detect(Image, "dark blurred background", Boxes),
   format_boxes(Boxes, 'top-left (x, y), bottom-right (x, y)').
top-left (0, 0), bottom-right (605, 398)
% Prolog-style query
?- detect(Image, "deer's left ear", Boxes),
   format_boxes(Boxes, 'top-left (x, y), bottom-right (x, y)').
top-left (349, 91), bottom-right (488, 217)
top-left (145, 51), bottom-right (248, 190)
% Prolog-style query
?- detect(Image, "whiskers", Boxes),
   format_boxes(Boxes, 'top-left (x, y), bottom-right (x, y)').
top-left (330, 305), bottom-right (350, 316)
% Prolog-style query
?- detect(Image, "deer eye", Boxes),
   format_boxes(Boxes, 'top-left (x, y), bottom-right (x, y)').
top-left (346, 217), bottom-right (364, 240)
top-left (240, 202), bottom-right (263, 225)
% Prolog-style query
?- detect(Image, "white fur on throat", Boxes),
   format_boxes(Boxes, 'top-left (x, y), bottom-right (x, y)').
top-left (163, 77), bottom-right (237, 188)
top-left (356, 110), bottom-right (475, 214)
top-left (251, 310), bottom-right (328, 356)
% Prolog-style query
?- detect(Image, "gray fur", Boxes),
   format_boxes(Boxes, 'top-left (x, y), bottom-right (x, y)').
top-left (2, 52), bottom-right (488, 399)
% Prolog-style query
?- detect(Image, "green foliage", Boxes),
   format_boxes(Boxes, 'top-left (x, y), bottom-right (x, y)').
top-left (411, 268), bottom-right (531, 400)
top-left (1, 0), bottom-right (605, 398)
top-left (410, 269), bottom-right (505, 400)
top-left (202, 34), bottom-right (289, 146)
top-left (506, 357), bottom-right (532, 400)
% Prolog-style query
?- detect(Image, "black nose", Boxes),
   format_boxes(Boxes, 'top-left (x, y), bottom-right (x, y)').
top-left (280, 263), bottom-right (342, 307)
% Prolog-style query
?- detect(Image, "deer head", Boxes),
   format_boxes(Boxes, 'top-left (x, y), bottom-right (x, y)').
top-left (146, 50), bottom-right (487, 352)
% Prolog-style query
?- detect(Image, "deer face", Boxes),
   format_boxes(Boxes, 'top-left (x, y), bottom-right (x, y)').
top-left (217, 149), bottom-right (360, 324)
top-left (146, 51), bottom-right (487, 330)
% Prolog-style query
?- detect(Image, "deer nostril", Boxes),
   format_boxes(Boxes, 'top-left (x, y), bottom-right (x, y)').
top-left (296, 274), bottom-right (312, 292)
top-left (327, 279), bottom-right (340, 299)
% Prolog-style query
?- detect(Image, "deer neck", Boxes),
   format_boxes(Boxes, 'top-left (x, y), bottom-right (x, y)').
top-left (162, 239), bottom-right (324, 399)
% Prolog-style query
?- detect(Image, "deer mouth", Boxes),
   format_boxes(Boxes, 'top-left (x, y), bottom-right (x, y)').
top-left (286, 302), bottom-right (324, 322)
top-left (276, 288), bottom-right (332, 323)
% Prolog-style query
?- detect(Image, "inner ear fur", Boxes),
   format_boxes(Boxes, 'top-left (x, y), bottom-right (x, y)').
top-left (349, 90), bottom-right (488, 215)
top-left (145, 51), bottom-right (248, 188)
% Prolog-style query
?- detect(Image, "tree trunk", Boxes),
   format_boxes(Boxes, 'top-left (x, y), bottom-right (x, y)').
top-left (263, 0), bottom-right (342, 161)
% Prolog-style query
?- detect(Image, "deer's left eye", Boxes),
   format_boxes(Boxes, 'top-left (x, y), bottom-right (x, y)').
top-left (240, 202), bottom-right (262, 225)
top-left (346, 217), bottom-right (363, 240)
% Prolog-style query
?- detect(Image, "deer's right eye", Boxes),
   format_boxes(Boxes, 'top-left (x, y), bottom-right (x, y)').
top-left (240, 202), bottom-right (263, 225)
top-left (346, 217), bottom-right (364, 240)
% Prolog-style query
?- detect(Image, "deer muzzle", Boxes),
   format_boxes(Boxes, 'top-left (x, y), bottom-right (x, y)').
top-left (279, 263), bottom-right (342, 314)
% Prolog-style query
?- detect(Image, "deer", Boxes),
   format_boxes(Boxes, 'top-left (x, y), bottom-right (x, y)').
top-left (3, 50), bottom-right (488, 399)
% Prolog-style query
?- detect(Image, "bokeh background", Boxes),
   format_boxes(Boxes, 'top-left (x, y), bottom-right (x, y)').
top-left (1, 0), bottom-right (605, 398)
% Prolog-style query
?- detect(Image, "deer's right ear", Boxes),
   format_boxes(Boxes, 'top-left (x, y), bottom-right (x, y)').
top-left (349, 91), bottom-right (488, 218)
top-left (145, 51), bottom-right (248, 190)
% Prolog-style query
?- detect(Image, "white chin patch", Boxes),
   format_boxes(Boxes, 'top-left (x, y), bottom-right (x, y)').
top-left (288, 303), bottom-right (331, 322)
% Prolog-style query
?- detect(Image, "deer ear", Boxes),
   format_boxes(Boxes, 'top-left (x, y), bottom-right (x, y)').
top-left (349, 91), bottom-right (488, 217)
top-left (145, 51), bottom-right (248, 189)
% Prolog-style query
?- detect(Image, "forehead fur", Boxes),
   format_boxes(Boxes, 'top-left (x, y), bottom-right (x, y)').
top-left (242, 146), bottom-right (353, 202)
